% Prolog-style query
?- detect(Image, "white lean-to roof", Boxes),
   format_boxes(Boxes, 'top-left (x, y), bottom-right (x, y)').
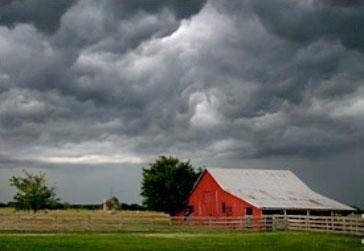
top-left (207, 168), bottom-right (353, 211)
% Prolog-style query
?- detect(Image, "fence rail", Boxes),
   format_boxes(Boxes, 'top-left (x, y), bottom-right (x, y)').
top-left (171, 216), bottom-right (279, 231)
top-left (0, 213), bottom-right (363, 236)
top-left (0, 214), bottom-right (172, 232)
top-left (285, 215), bottom-right (364, 236)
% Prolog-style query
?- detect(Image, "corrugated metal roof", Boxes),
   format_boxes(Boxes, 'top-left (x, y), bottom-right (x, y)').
top-left (207, 168), bottom-right (353, 211)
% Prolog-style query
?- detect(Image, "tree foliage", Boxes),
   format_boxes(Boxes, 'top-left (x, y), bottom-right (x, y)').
top-left (141, 156), bottom-right (200, 215)
top-left (104, 196), bottom-right (121, 211)
top-left (9, 170), bottom-right (59, 212)
top-left (352, 205), bottom-right (364, 214)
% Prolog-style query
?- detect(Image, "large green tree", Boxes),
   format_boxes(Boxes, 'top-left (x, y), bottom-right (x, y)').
top-left (141, 156), bottom-right (200, 215)
top-left (9, 170), bottom-right (59, 212)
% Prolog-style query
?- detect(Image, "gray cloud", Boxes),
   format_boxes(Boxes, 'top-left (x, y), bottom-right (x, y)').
top-left (0, 0), bottom-right (363, 206)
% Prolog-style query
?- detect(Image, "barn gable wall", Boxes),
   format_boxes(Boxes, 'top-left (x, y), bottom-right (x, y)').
top-left (182, 170), bottom-right (261, 217)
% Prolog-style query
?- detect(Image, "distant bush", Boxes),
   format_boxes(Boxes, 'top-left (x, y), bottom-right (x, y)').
top-left (65, 204), bottom-right (101, 210)
top-left (121, 203), bottom-right (146, 211)
top-left (58, 203), bottom-right (145, 211)
top-left (4, 201), bottom-right (146, 211)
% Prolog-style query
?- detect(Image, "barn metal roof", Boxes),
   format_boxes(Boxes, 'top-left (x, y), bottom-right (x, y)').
top-left (207, 168), bottom-right (353, 211)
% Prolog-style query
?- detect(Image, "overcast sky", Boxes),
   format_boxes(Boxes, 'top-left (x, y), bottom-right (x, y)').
top-left (0, 0), bottom-right (363, 207)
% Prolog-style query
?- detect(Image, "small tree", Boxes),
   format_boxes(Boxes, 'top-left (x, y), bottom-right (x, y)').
top-left (9, 170), bottom-right (59, 212)
top-left (141, 156), bottom-right (200, 215)
top-left (104, 196), bottom-right (121, 211)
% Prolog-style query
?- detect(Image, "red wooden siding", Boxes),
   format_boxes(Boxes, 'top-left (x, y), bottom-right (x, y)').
top-left (177, 170), bottom-right (261, 218)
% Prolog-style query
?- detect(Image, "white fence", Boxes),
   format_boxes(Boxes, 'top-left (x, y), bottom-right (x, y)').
top-left (286, 215), bottom-right (364, 236)
top-left (171, 215), bottom-right (364, 236)
top-left (0, 214), bottom-right (172, 232)
top-left (0, 213), bottom-right (363, 236)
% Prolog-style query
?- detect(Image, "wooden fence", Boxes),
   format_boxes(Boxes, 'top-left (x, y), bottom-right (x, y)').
top-left (0, 213), bottom-right (363, 236)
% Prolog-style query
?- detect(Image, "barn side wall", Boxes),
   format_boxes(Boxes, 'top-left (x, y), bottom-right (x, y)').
top-left (178, 171), bottom-right (261, 218)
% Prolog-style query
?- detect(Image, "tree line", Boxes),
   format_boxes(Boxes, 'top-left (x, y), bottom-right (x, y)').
top-left (6, 156), bottom-right (364, 215)
top-left (7, 156), bottom-right (201, 214)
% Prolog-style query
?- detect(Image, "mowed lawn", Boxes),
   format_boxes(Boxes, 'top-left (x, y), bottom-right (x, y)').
top-left (0, 231), bottom-right (363, 251)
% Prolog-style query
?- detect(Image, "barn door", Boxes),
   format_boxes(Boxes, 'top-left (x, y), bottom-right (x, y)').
top-left (202, 191), bottom-right (213, 216)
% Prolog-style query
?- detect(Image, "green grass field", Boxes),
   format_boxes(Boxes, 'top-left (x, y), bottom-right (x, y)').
top-left (0, 231), bottom-right (363, 251)
top-left (1, 209), bottom-right (363, 250)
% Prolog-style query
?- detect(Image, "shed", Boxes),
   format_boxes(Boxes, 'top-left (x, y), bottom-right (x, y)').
top-left (177, 168), bottom-right (354, 217)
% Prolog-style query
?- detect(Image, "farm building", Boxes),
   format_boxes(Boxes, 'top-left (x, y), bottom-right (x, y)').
top-left (177, 168), bottom-right (354, 218)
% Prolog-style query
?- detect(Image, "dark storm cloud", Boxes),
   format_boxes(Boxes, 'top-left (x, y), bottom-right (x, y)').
top-left (0, 0), bottom-right (74, 34)
top-left (2, 0), bottom-right (363, 159)
top-left (322, 0), bottom-right (362, 7)
top-left (0, 0), bottom-right (206, 107)
top-left (0, 0), bottom-right (209, 166)
top-left (248, 0), bottom-right (364, 51)
top-left (0, 0), bottom-right (362, 158)
top-left (107, 0), bottom-right (206, 19)
top-left (0, 0), bottom-right (363, 206)
top-left (0, 0), bottom-right (205, 35)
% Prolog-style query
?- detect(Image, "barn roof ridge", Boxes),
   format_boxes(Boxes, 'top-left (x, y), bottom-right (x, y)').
top-left (206, 166), bottom-right (292, 172)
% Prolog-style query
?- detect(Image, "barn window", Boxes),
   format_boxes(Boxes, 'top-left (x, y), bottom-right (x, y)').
top-left (221, 202), bottom-right (226, 213)
top-left (245, 207), bottom-right (253, 215)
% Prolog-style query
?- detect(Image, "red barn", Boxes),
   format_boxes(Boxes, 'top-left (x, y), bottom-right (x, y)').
top-left (177, 168), bottom-right (353, 218)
